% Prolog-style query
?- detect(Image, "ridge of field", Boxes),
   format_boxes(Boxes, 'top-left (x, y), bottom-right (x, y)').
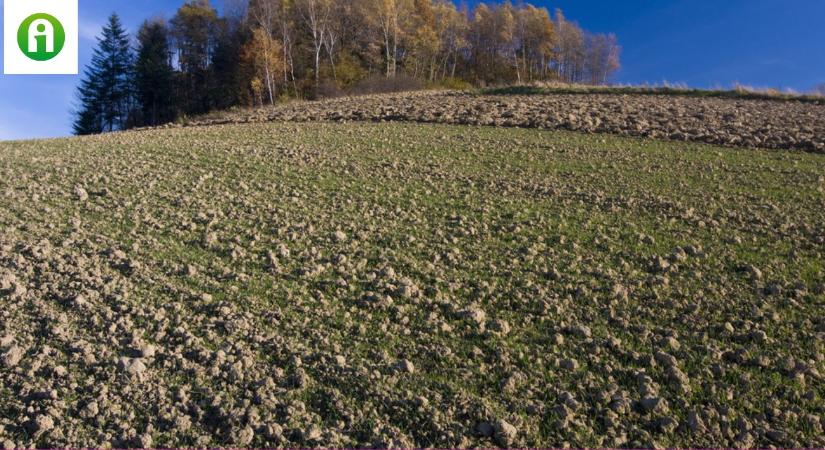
top-left (177, 90), bottom-right (825, 153)
top-left (481, 85), bottom-right (825, 104)
top-left (0, 122), bottom-right (824, 448)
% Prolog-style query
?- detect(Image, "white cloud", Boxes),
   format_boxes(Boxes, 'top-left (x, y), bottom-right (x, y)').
top-left (79, 19), bottom-right (101, 42)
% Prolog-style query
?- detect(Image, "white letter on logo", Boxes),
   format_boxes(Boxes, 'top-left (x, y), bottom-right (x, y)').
top-left (28, 19), bottom-right (54, 53)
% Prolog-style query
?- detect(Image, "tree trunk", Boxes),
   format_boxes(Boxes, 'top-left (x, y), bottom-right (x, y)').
top-left (315, 45), bottom-right (321, 85)
top-left (328, 50), bottom-right (337, 82)
top-left (391, 30), bottom-right (398, 77)
top-left (384, 29), bottom-right (392, 77)
top-left (282, 25), bottom-right (289, 85)
top-left (264, 64), bottom-right (274, 105)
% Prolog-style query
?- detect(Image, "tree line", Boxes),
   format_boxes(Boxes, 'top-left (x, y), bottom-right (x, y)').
top-left (73, 0), bottom-right (621, 135)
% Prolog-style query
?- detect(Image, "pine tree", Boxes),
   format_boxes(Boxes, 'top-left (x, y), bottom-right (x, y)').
top-left (135, 20), bottom-right (176, 126)
top-left (73, 13), bottom-right (134, 135)
top-left (72, 69), bottom-right (103, 135)
top-left (212, 18), bottom-right (252, 110)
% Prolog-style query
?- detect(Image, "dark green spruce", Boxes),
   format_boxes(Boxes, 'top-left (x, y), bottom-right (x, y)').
top-left (135, 20), bottom-right (176, 127)
top-left (72, 13), bottom-right (134, 135)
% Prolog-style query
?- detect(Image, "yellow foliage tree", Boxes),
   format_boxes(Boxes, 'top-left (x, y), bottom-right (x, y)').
top-left (245, 27), bottom-right (285, 105)
top-left (517, 5), bottom-right (556, 81)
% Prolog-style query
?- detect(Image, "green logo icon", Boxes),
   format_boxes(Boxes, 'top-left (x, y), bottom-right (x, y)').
top-left (17, 13), bottom-right (66, 61)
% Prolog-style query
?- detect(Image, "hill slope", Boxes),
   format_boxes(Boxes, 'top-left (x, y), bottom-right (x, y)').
top-left (1, 122), bottom-right (824, 448)
top-left (183, 90), bottom-right (825, 153)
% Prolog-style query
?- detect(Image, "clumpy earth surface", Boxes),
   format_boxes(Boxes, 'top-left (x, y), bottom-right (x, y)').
top-left (186, 90), bottom-right (825, 153)
top-left (0, 120), bottom-right (823, 448)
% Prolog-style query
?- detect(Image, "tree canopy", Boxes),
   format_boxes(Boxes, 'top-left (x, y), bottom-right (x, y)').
top-left (73, 14), bottom-right (134, 135)
top-left (74, 0), bottom-right (621, 134)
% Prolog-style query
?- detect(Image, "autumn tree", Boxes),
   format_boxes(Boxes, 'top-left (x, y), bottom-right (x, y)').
top-left (244, 27), bottom-right (285, 104)
top-left (584, 32), bottom-right (621, 85)
top-left (553, 9), bottom-right (585, 83)
top-left (403, 0), bottom-right (438, 80)
top-left (323, 0), bottom-right (367, 83)
top-left (516, 5), bottom-right (555, 81)
top-left (470, 3), bottom-right (518, 83)
top-left (295, 0), bottom-right (333, 86)
top-left (367, 0), bottom-right (414, 77)
top-left (337, 0), bottom-right (384, 80)
top-left (249, 0), bottom-right (299, 93)
top-left (248, 0), bottom-right (279, 101)
top-left (432, 0), bottom-right (468, 79)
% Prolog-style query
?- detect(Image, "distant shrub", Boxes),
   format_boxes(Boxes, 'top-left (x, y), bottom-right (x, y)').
top-left (349, 75), bottom-right (424, 96)
top-left (813, 83), bottom-right (825, 97)
top-left (314, 80), bottom-right (344, 100)
top-left (438, 77), bottom-right (473, 91)
top-left (334, 54), bottom-right (369, 88)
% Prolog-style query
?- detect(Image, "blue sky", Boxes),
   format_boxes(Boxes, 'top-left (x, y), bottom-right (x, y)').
top-left (1, 0), bottom-right (824, 141)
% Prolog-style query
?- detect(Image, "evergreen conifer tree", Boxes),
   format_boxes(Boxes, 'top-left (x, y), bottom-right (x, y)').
top-left (73, 14), bottom-right (134, 135)
top-left (135, 20), bottom-right (176, 126)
